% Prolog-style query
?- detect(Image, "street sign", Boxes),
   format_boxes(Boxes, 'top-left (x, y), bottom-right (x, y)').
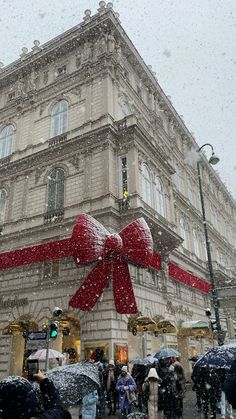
top-left (27, 331), bottom-right (47, 341)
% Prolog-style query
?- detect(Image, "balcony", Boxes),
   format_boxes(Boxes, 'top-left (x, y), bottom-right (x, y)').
top-left (48, 133), bottom-right (68, 148)
top-left (44, 209), bottom-right (64, 224)
top-left (117, 197), bottom-right (130, 213)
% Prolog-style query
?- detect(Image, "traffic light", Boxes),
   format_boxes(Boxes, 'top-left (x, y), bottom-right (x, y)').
top-left (49, 321), bottom-right (59, 339)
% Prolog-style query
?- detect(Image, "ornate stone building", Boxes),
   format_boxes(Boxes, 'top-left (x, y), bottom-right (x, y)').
top-left (0, 1), bottom-right (235, 377)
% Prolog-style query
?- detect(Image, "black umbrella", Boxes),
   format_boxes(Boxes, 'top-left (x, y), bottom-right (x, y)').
top-left (127, 413), bottom-right (148, 419)
top-left (45, 362), bottom-right (100, 407)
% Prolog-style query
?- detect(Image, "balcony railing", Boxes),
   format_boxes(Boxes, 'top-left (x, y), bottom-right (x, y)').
top-left (48, 133), bottom-right (68, 148)
top-left (44, 209), bottom-right (64, 224)
top-left (117, 198), bottom-right (130, 213)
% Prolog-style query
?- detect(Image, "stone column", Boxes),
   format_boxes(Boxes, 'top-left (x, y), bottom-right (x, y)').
top-left (9, 335), bottom-right (25, 375)
top-left (177, 335), bottom-right (190, 379)
top-left (79, 288), bottom-right (128, 362)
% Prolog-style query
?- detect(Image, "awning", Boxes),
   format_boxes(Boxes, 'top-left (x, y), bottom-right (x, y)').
top-left (181, 320), bottom-right (209, 329)
top-left (178, 320), bottom-right (212, 337)
top-left (156, 320), bottom-right (178, 334)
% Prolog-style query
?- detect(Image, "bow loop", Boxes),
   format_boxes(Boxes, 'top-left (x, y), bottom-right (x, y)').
top-left (120, 218), bottom-right (154, 266)
top-left (71, 213), bottom-right (109, 264)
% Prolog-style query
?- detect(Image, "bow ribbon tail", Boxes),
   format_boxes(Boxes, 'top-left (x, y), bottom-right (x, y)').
top-left (112, 260), bottom-right (138, 314)
top-left (69, 260), bottom-right (112, 311)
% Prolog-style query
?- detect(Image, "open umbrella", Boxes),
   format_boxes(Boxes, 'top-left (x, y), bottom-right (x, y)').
top-left (154, 348), bottom-right (181, 359)
top-left (44, 362), bottom-right (100, 407)
top-left (194, 345), bottom-right (236, 369)
top-left (143, 355), bottom-right (157, 364)
top-left (28, 349), bottom-right (64, 360)
top-left (129, 358), bottom-right (147, 365)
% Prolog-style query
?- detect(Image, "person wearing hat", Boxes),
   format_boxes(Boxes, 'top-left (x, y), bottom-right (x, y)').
top-left (142, 368), bottom-right (161, 419)
top-left (0, 371), bottom-right (67, 419)
top-left (103, 359), bottom-right (119, 415)
top-left (116, 365), bottom-right (136, 417)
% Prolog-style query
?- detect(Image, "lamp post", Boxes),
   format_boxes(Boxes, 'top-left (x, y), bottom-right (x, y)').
top-left (197, 143), bottom-right (224, 346)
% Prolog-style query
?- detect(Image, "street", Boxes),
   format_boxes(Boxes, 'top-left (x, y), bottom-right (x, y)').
top-left (69, 384), bottom-right (201, 419)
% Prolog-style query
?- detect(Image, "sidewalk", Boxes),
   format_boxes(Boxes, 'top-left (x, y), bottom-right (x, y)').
top-left (68, 385), bottom-right (199, 418)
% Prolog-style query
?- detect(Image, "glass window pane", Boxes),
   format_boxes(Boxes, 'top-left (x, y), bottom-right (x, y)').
top-left (142, 164), bottom-right (152, 206)
top-left (156, 177), bottom-right (165, 217)
top-left (48, 168), bottom-right (64, 211)
top-left (0, 125), bottom-right (13, 159)
top-left (51, 101), bottom-right (68, 137)
top-left (0, 189), bottom-right (7, 224)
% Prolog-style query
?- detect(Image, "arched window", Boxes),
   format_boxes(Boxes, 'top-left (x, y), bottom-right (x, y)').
top-left (0, 189), bottom-right (7, 225)
top-left (47, 168), bottom-right (64, 212)
top-left (51, 100), bottom-right (68, 138)
top-left (141, 164), bottom-right (152, 206)
top-left (156, 177), bottom-right (165, 217)
top-left (180, 216), bottom-right (188, 248)
top-left (187, 179), bottom-right (194, 204)
top-left (193, 228), bottom-right (201, 258)
top-left (173, 166), bottom-right (182, 191)
top-left (0, 125), bottom-right (14, 159)
top-left (120, 99), bottom-right (132, 117)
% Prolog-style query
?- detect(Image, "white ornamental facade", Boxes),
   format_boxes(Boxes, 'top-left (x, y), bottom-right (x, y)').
top-left (0, 2), bottom-right (235, 378)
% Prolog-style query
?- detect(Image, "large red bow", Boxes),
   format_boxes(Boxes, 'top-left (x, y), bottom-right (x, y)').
top-left (0, 214), bottom-right (160, 314)
top-left (69, 214), bottom-right (160, 313)
top-left (0, 214), bottom-right (210, 314)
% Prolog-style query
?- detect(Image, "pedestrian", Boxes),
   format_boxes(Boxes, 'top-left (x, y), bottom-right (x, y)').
top-left (201, 367), bottom-right (221, 419)
top-left (116, 365), bottom-right (137, 417)
top-left (142, 367), bottom-right (161, 418)
top-left (0, 370), bottom-right (68, 419)
top-left (191, 365), bottom-right (203, 412)
top-left (159, 361), bottom-right (184, 419)
top-left (103, 359), bottom-right (119, 415)
top-left (96, 364), bottom-right (106, 418)
top-left (131, 364), bottom-right (147, 412)
top-left (224, 359), bottom-right (236, 410)
top-left (82, 390), bottom-right (98, 419)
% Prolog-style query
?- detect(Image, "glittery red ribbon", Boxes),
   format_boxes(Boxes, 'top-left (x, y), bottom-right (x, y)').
top-left (0, 214), bottom-right (160, 314)
top-left (0, 214), bottom-right (210, 313)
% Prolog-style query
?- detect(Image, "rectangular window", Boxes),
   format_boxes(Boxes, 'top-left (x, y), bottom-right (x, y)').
top-left (43, 260), bottom-right (59, 279)
top-left (175, 282), bottom-right (181, 298)
top-left (56, 65), bottom-right (67, 77)
top-left (119, 155), bottom-right (128, 196)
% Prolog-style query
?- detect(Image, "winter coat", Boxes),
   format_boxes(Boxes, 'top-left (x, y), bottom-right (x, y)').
top-left (116, 373), bottom-right (136, 412)
top-left (142, 380), bottom-right (159, 419)
top-left (142, 368), bottom-right (161, 418)
top-left (0, 376), bottom-right (65, 419)
top-left (224, 359), bottom-right (236, 409)
top-left (82, 390), bottom-right (98, 419)
top-left (158, 366), bottom-right (184, 416)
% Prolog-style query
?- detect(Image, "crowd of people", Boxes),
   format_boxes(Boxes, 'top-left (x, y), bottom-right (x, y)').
top-left (1, 352), bottom-right (236, 419)
top-left (89, 355), bottom-right (187, 419)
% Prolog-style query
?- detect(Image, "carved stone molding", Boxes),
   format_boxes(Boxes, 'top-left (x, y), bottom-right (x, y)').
top-left (68, 155), bottom-right (80, 170)
top-left (70, 86), bottom-right (82, 99)
top-left (35, 166), bottom-right (45, 184)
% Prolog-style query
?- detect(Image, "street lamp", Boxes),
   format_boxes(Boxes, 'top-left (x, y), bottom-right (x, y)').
top-left (197, 143), bottom-right (224, 346)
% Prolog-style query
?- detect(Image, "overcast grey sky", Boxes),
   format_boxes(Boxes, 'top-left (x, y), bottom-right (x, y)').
top-left (0, 0), bottom-right (235, 199)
